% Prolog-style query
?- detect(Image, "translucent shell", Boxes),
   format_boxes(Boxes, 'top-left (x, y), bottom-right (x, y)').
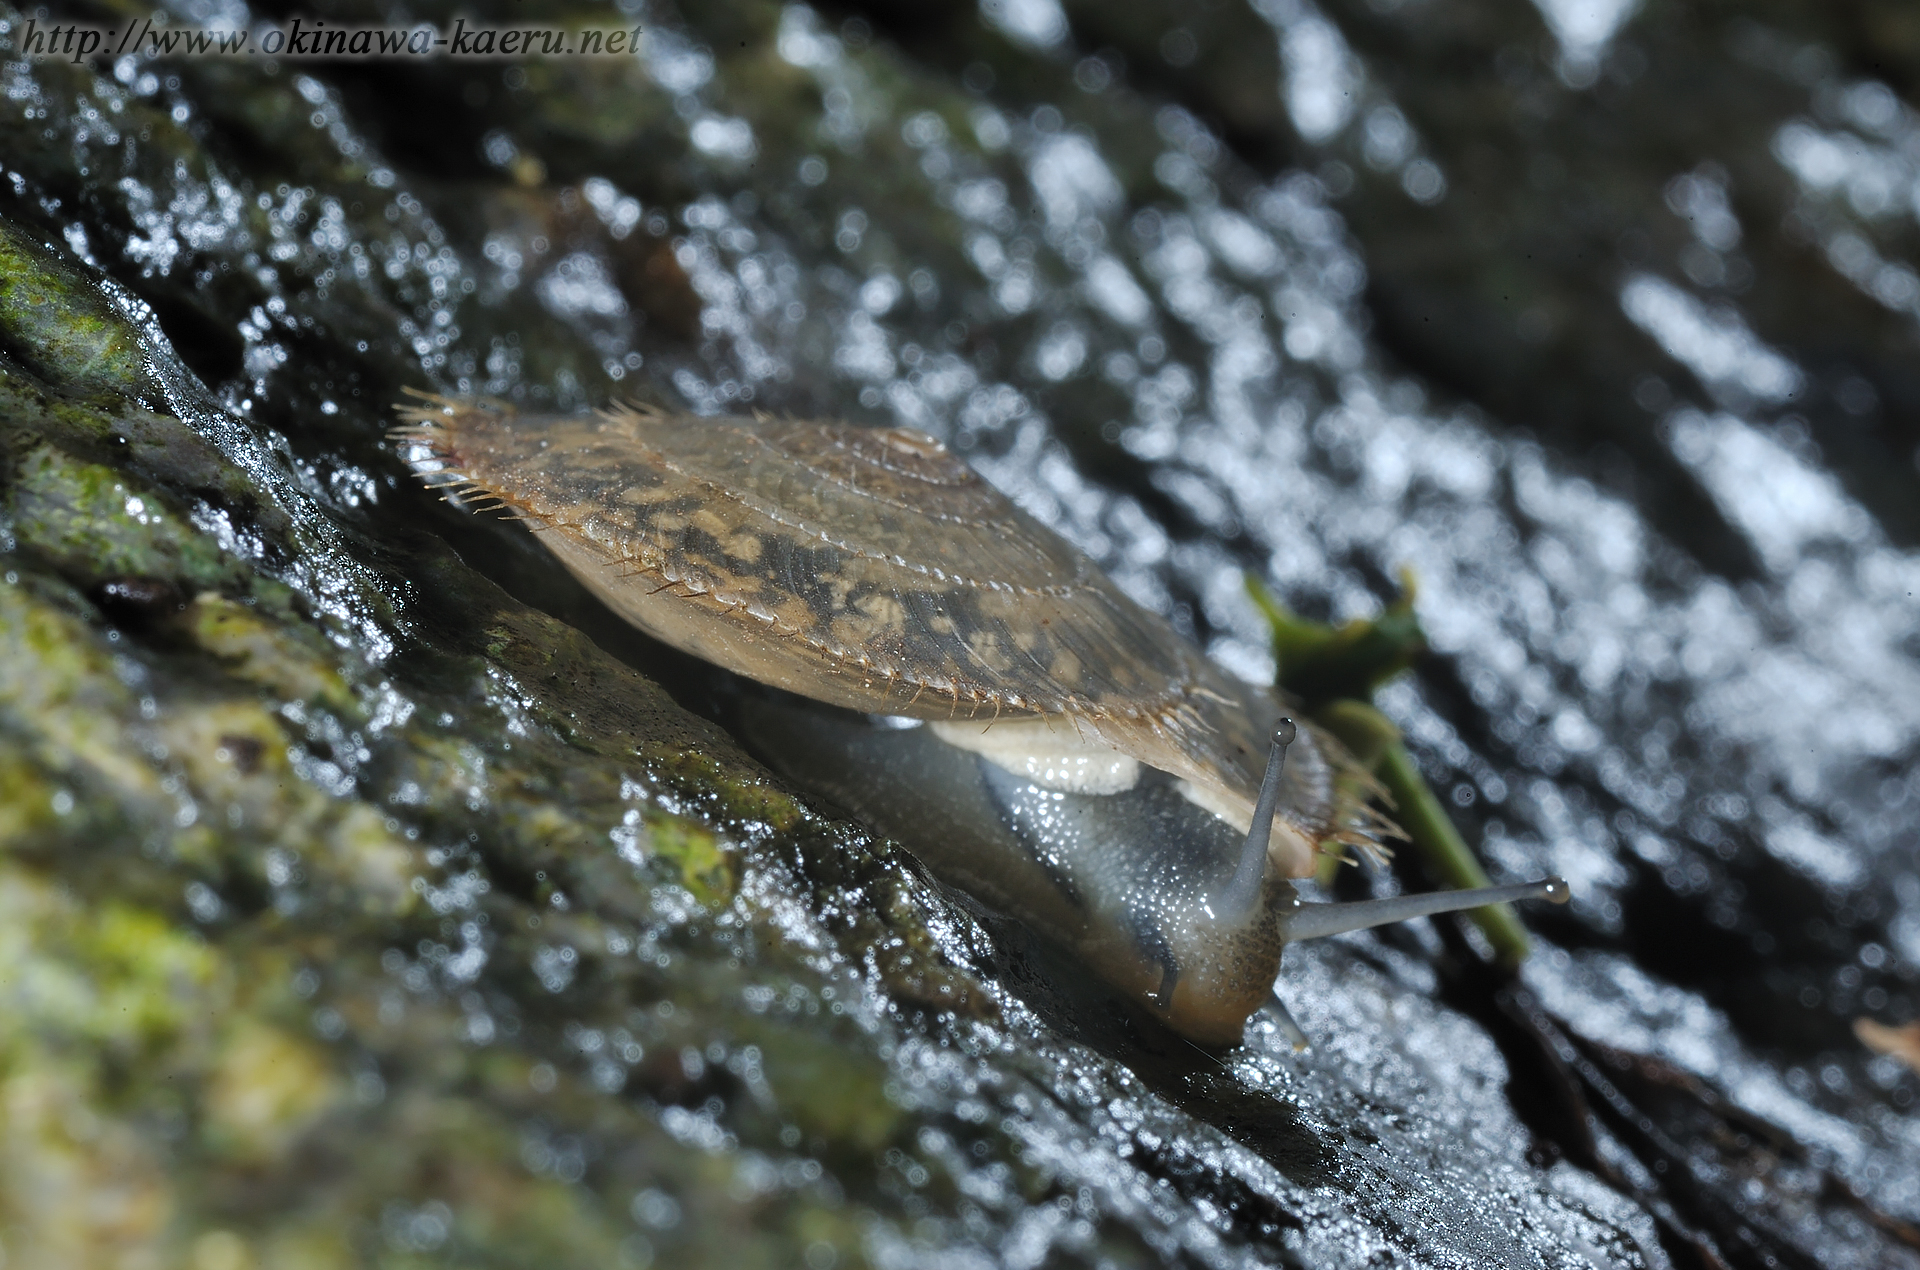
top-left (394, 396), bottom-right (1336, 875)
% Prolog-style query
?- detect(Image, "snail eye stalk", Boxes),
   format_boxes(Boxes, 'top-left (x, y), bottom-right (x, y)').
top-left (1276, 876), bottom-right (1570, 943)
top-left (1213, 720), bottom-right (1297, 923)
top-left (1266, 877), bottom-right (1568, 1051)
top-left (1268, 990), bottom-right (1313, 1053)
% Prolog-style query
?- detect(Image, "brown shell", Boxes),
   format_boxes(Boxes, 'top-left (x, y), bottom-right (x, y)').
top-left (393, 395), bottom-right (1337, 868)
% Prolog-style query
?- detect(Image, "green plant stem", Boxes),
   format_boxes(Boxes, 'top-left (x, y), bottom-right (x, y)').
top-left (1249, 583), bottom-right (1538, 965)
top-left (1374, 740), bottom-right (1532, 967)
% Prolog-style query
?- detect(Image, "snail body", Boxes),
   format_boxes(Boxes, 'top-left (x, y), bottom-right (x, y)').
top-left (396, 397), bottom-right (1566, 1045)
top-left (741, 693), bottom-right (1297, 1041)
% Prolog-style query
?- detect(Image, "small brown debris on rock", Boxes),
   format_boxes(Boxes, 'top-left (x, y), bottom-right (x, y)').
top-left (1854, 1017), bottom-right (1920, 1074)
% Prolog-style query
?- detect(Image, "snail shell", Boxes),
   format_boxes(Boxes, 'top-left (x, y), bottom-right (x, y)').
top-left (393, 396), bottom-right (1340, 876)
top-left (394, 397), bottom-right (1564, 1045)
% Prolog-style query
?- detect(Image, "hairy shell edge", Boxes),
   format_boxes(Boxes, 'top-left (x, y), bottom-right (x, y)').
top-left (393, 394), bottom-right (1384, 878)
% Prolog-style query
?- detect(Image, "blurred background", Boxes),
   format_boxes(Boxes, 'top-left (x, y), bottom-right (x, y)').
top-left (0, 0), bottom-right (1917, 1266)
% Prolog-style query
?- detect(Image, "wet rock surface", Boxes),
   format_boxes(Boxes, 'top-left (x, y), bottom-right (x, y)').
top-left (0, 0), bottom-right (1916, 1266)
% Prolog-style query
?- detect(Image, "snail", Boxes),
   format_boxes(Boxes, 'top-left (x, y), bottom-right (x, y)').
top-left (393, 395), bottom-right (1567, 1046)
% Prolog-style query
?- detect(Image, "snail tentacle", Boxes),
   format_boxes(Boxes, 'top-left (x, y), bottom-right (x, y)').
top-left (1267, 991), bottom-right (1312, 1053)
top-left (1212, 721), bottom-right (1297, 923)
top-left (1277, 877), bottom-right (1570, 943)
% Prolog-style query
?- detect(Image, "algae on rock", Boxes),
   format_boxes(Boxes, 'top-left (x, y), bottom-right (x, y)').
top-left (0, 163), bottom-right (989, 1270)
